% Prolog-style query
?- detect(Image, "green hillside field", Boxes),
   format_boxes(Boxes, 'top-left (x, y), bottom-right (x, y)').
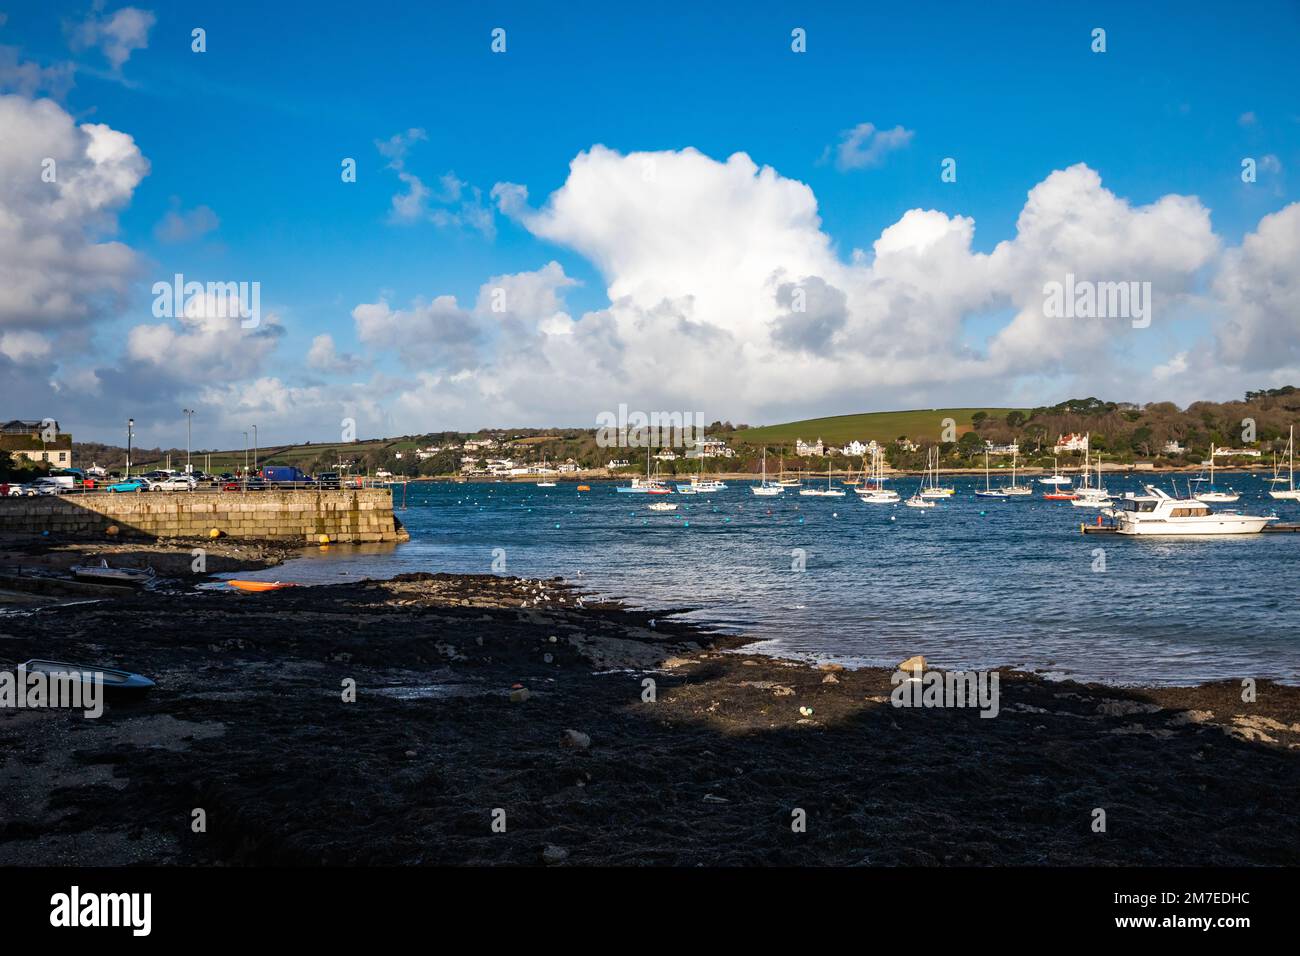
top-left (728, 408), bottom-right (1024, 446)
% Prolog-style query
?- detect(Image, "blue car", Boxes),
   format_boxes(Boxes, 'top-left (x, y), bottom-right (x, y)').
top-left (106, 478), bottom-right (150, 493)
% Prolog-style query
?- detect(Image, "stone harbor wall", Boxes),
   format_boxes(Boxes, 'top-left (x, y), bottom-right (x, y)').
top-left (0, 489), bottom-right (401, 543)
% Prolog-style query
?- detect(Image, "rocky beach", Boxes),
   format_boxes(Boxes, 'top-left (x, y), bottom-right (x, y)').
top-left (1, 539), bottom-right (1298, 867)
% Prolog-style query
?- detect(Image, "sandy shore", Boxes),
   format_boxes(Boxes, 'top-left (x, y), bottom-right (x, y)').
top-left (2, 556), bottom-right (1298, 866)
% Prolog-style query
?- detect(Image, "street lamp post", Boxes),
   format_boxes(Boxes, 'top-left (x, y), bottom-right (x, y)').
top-left (183, 409), bottom-right (194, 474)
top-left (243, 431), bottom-right (249, 478)
top-left (251, 425), bottom-right (258, 474)
top-left (126, 418), bottom-right (134, 479)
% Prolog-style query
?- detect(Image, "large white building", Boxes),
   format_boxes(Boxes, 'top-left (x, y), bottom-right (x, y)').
top-left (1053, 433), bottom-right (1089, 454)
top-left (795, 438), bottom-right (824, 457)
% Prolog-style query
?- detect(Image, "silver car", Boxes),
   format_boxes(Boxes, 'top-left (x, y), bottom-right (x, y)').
top-left (152, 475), bottom-right (197, 492)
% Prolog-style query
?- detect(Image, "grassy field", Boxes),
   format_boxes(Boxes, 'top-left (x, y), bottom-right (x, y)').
top-left (728, 408), bottom-right (1024, 446)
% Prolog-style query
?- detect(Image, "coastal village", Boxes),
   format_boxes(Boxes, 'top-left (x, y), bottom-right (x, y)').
top-left (5, 391), bottom-right (1298, 489)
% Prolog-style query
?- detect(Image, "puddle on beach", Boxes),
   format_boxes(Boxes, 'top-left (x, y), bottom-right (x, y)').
top-left (370, 683), bottom-right (504, 701)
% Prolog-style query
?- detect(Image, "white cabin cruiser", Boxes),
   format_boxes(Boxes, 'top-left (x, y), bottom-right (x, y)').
top-left (1108, 486), bottom-right (1274, 536)
top-left (677, 476), bottom-right (727, 493)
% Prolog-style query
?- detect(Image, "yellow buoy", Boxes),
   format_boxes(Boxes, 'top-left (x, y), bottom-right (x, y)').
top-left (209, 528), bottom-right (222, 539)
top-left (105, 525), bottom-right (119, 537)
top-left (317, 533), bottom-right (331, 544)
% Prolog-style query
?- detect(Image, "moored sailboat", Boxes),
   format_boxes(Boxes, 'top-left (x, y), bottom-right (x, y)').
top-left (1268, 426), bottom-right (1300, 501)
top-left (751, 448), bottom-right (784, 496)
top-left (919, 447), bottom-right (956, 499)
top-left (1194, 444), bottom-right (1240, 503)
top-left (857, 447), bottom-right (899, 503)
top-left (616, 446), bottom-right (672, 494)
top-left (974, 450), bottom-right (1008, 498)
top-left (800, 462), bottom-right (846, 497)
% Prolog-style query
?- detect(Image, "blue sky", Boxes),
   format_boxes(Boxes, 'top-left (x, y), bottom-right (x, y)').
top-left (2, 1), bottom-right (1298, 446)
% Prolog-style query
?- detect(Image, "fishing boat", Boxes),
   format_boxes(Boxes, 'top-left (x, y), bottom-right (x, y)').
top-left (19, 659), bottom-right (155, 692)
top-left (69, 560), bottom-right (156, 585)
top-left (1108, 486), bottom-right (1275, 535)
top-left (1268, 426), bottom-right (1300, 501)
top-left (535, 480), bottom-right (557, 487)
top-left (1193, 444), bottom-right (1240, 503)
top-left (800, 463), bottom-right (846, 497)
top-left (751, 448), bottom-right (784, 496)
top-left (648, 501), bottom-right (678, 511)
top-left (857, 447), bottom-right (900, 503)
top-left (617, 447), bottom-right (672, 494)
top-left (974, 451), bottom-right (1009, 498)
top-left (919, 447), bottom-right (956, 498)
top-left (227, 580), bottom-right (298, 592)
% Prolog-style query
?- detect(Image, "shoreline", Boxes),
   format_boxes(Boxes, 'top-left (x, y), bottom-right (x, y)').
top-left (2, 553), bottom-right (1298, 865)
top-left (402, 465), bottom-right (1282, 483)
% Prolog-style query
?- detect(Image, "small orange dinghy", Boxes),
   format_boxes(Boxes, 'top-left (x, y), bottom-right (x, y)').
top-left (226, 580), bottom-right (298, 593)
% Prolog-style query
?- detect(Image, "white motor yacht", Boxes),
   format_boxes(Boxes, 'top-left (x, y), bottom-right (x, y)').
top-left (1109, 486), bottom-right (1274, 536)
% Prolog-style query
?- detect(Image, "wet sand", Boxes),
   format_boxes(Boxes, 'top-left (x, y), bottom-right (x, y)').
top-left (2, 559), bottom-right (1298, 866)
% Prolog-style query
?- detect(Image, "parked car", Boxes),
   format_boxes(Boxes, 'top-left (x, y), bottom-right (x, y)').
top-left (106, 478), bottom-right (151, 493)
top-left (152, 475), bottom-right (197, 492)
top-left (220, 478), bottom-right (267, 492)
top-left (316, 472), bottom-right (341, 489)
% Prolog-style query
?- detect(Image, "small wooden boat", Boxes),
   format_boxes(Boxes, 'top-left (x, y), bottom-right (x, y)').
top-left (20, 659), bottom-right (155, 692)
top-left (226, 580), bottom-right (298, 592)
top-left (70, 560), bottom-right (155, 585)
top-left (576, 484), bottom-right (591, 491)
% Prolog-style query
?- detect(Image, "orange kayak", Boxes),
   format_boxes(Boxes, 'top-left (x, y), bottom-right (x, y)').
top-left (227, 580), bottom-right (298, 593)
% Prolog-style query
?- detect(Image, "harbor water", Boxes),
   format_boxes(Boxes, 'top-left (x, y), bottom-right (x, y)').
top-left (224, 475), bottom-right (1300, 686)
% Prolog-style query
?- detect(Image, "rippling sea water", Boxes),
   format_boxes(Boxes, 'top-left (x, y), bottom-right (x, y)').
top-left (226, 475), bottom-right (1300, 686)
